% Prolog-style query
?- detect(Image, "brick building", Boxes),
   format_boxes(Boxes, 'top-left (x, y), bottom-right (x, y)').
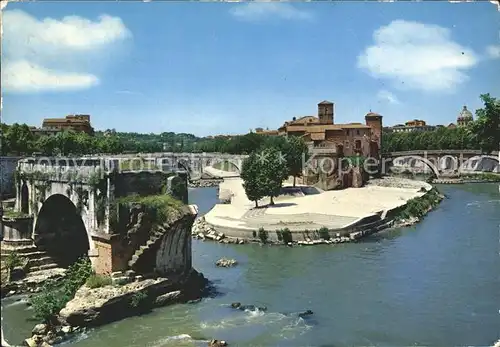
top-left (37, 114), bottom-right (94, 135)
top-left (275, 100), bottom-right (382, 159)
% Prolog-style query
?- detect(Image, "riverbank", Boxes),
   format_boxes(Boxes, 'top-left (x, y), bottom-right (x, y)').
top-left (432, 173), bottom-right (500, 184)
top-left (2, 183), bottom-right (499, 346)
top-left (14, 269), bottom-right (209, 347)
top-left (194, 177), bottom-right (443, 245)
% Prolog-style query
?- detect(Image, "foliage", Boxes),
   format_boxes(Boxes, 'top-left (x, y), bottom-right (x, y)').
top-left (257, 227), bottom-right (268, 244)
top-left (170, 176), bottom-right (188, 203)
top-left (284, 135), bottom-right (309, 186)
top-left (30, 257), bottom-right (92, 324)
top-left (130, 291), bottom-right (149, 308)
top-left (86, 274), bottom-right (112, 289)
top-left (382, 126), bottom-right (480, 153)
top-left (468, 94), bottom-right (500, 154)
top-left (461, 172), bottom-right (500, 182)
top-left (240, 152), bottom-right (267, 207)
top-left (282, 229), bottom-right (293, 244)
top-left (117, 194), bottom-right (185, 225)
top-left (3, 209), bottom-right (29, 219)
top-left (318, 227), bottom-right (330, 240)
top-left (4, 252), bottom-right (24, 270)
top-left (396, 189), bottom-right (443, 221)
top-left (260, 146), bottom-right (289, 205)
top-left (275, 230), bottom-right (283, 242)
top-left (2, 94), bottom-right (497, 156)
top-left (278, 228), bottom-right (293, 244)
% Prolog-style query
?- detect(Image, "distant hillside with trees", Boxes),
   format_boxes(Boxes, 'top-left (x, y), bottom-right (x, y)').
top-left (2, 94), bottom-right (498, 156)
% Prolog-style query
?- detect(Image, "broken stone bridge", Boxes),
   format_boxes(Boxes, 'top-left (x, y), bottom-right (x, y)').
top-left (1, 156), bottom-right (200, 278)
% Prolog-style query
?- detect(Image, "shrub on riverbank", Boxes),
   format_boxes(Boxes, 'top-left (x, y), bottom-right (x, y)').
top-left (396, 189), bottom-right (443, 221)
top-left (116, 194), bottom-right (185, 225)
top-left (258, 227), bottom-right (268, 244)
top-left (462, 173), bottom-right (500, 182)
top-left (275, 228), bottom-right (293, 244)
top-left (86, 274), bottom-right (112, 289)
top-left (30, 257), bottom-right (92, 325)
top-left (318, 227), bottom-right (330, 240)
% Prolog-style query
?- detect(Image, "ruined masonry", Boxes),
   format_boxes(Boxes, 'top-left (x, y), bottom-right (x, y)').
top-left (1, 157), bottom-right (195, 277)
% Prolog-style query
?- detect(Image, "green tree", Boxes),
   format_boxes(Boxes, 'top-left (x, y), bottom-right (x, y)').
top-left (469, 93), bottom-right (500, 154)
top-left (284, 135), bottom-right (309, 186)
top-left (240, 152), bottom-right (266, 208)
top-left (260, 146), bottom-right (288, 205)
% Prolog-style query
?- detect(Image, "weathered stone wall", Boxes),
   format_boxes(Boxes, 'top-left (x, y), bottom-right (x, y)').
top-left (2, 216), bottom-right (33, 241)
top-left (132, 205), bottom-right (197, 276)
top-left (0, 156), bottom-right (20, 198)
top-left (155, 210), bottom-right (194, 275)
top-left (114, 172), bottom-right (166, 198)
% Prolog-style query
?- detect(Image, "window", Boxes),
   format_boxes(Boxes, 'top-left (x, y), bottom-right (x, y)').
top-left (355, 140), bottom-right (361, 149)
top-left (356, 130), bottom-right (360, 136)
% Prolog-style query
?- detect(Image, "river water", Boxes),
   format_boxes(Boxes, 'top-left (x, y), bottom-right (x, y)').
top-left (3, 184), bottom-right (500, 346)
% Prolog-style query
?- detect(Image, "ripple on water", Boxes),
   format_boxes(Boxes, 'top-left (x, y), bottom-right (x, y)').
top-left (200, 309), bottom-right (312, 344)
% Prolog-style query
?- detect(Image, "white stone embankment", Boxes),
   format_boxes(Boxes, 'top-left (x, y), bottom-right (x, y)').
top-left (194, 177), bottom-right (435, 244)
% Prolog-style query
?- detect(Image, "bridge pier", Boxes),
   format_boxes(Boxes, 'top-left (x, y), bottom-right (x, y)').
top-left (3, 157), bottom-right (192, 276)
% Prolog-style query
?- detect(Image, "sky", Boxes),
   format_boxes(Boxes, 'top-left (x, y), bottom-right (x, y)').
top-left (1, 1), bottom-right (500, 137)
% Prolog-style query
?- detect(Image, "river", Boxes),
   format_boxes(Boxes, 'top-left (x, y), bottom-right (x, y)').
top-left (2, 183), bottom-right (500, 346)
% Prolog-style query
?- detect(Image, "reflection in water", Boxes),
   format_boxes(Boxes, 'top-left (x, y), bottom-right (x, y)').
top-left (2, 184), bottom-right (499, 347)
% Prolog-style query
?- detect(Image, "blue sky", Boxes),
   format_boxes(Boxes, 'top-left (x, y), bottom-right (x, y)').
top-left (2, 1), bottom-right (499, 136)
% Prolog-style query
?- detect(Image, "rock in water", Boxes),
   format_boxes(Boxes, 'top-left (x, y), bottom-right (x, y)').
top-left (208, 339), bottom-right (228, 347)
top-left (215, 258), bottom-right (238, 268)
top-left (298, 310), bottom-right (314, 318)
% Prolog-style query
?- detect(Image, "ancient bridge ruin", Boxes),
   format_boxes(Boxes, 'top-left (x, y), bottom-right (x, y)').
top-left (1, 156), bottom-right (196, 276)
top-left (97, 152), bottom-right (248, 180)
top-left (383, 150), bottom-right (500, 178)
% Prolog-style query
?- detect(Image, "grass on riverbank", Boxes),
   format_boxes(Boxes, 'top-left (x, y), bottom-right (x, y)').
top-left (396, 188), bottom-right (443, 221)
top-left (30, 257), bottom-right (92, 325)
top-left (117, 194), bottom-right (185, 225)
top-left (461, 172), bottom-right (500, 182)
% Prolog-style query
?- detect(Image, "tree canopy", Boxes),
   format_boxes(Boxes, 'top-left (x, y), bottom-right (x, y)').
top-left (468, 93), bottom-right (500, 154)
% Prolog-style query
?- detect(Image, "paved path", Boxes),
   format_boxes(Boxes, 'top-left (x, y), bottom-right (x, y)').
top-left (205, 177), bottom-right (431, 232)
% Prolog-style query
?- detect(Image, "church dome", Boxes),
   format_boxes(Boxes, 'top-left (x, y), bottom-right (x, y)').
top-left (458, 105), bottom-right (473, 120)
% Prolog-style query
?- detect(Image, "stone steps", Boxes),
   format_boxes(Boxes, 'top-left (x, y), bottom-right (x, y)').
top-left (1, 241), bottom-right (60, 275)
top-left (1, 242), bottom-right (39, 254)
top-left (127, 231), bottom-right (165, 269)
top-left (28, 256), bottom-right (57, 268)
top-left (29, 263), bottom-right (59, 272)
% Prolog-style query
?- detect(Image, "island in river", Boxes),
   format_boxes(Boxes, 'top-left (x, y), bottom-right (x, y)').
top-left (194, 176), bottom-right (443, 244)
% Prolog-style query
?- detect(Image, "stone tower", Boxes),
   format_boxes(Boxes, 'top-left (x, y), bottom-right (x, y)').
top-left (365, 111), bottom-right (383, 154)
top-left (318, 100), bottom-right (334, 124)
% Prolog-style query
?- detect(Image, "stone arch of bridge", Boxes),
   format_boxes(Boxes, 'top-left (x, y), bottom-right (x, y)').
top-left (460, 155), bottom-right (499, 173)
top-left (438, 155), bottom-right (460, 172)
top-left (177, 159), bottom-right (193, 175)
top-left (33, 193), bottom-right (92, 267)
top-left (206, 158), bottom-right (242, 173)
top-left (390, 155), bottom-right (440, 178)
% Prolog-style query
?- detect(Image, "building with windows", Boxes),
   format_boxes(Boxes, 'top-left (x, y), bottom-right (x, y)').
top-left (269, 100), bottom-right (382, 159)
top-left (384, 119), bottom-right (437, 133)
top-left (34, 114), bottom-right (95, 136)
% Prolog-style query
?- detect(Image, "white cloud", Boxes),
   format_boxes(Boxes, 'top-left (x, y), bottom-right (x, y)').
top-left (377, 90), bottom-right (400, 104)
top-left (486, 45), bottom-right (500, 59)
top-left (357, 20), bottom-right (479, 92)
top-left (2, 10), bottom-right (130, 93)
top-left (230, 1), bottom-right (312, 21)
top-left (2, 61), bottom-right (99, 93)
